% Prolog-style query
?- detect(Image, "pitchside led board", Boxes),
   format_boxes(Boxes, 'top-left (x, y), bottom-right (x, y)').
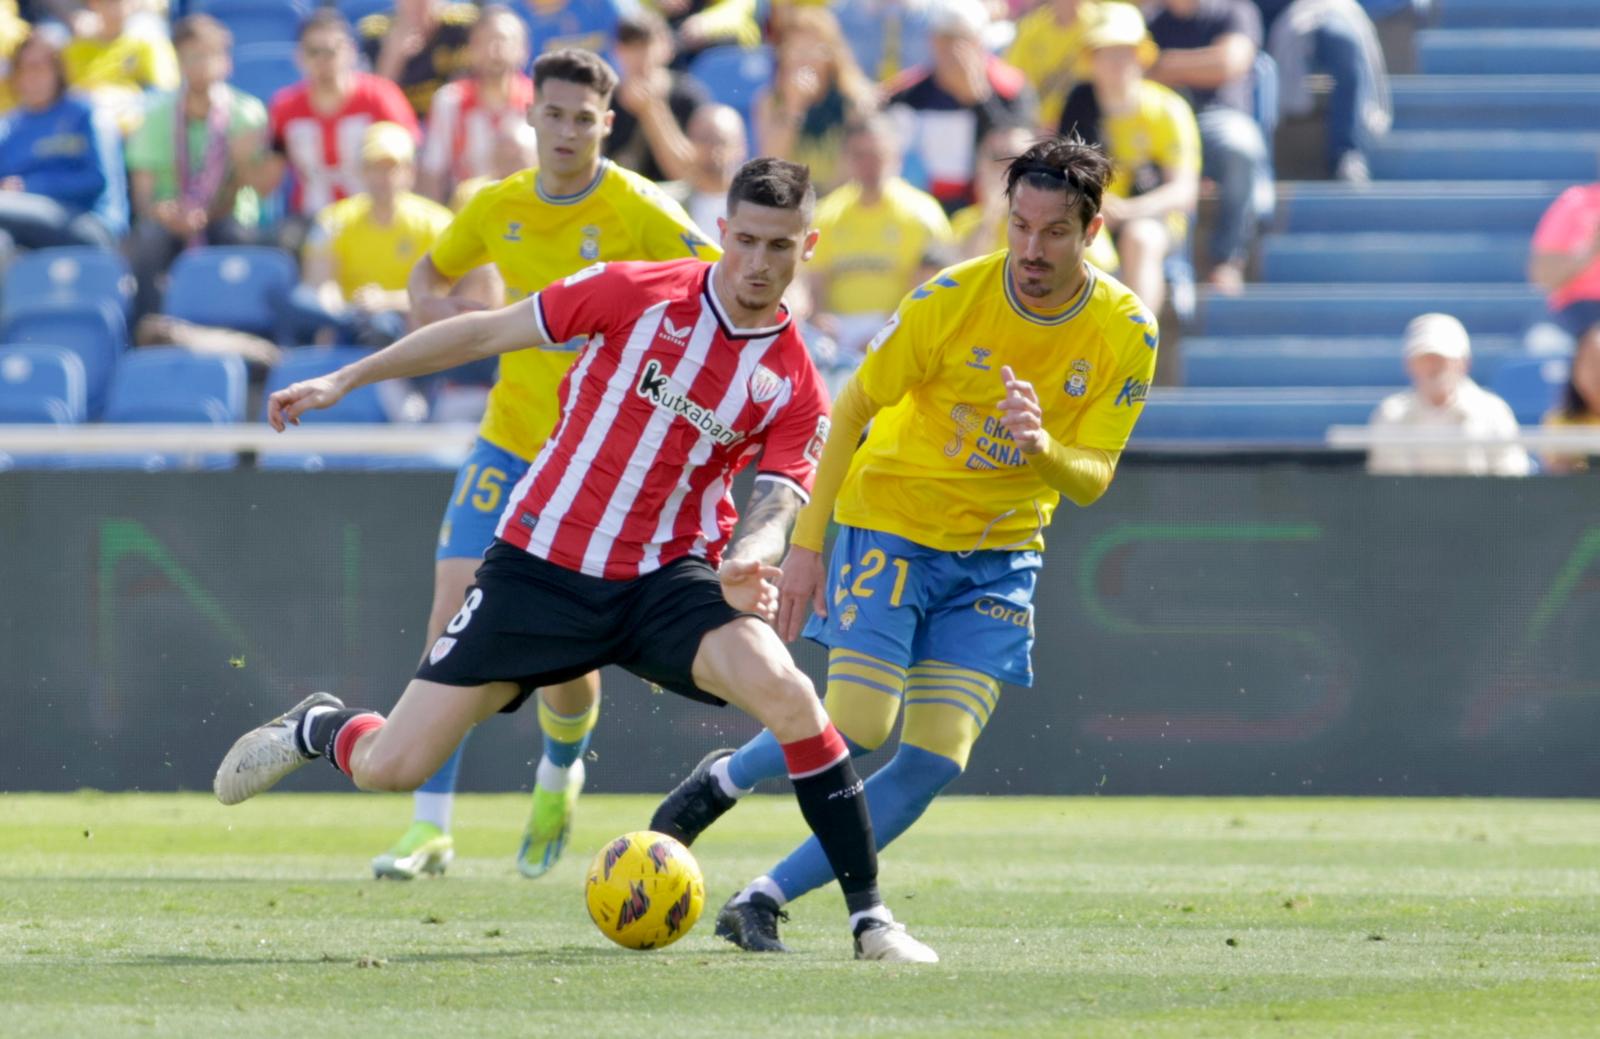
top-left (3, 468), bottom-right (1598, 797)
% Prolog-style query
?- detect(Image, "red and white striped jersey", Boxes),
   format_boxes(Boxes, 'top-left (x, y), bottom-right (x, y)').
top-left (269, 74), bottom-right (419, 216)
top-left (495, 259), bottom-right (832, 580)
top-left (419, 76), bottom-right (535, 188)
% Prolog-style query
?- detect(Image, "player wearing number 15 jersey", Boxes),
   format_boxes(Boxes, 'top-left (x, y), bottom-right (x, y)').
top-left (376, 48), bottom-right (717, 883)
top-left (652, 136), bottom-right (1158, 953)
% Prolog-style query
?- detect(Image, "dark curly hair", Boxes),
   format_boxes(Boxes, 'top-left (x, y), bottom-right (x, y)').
top-left (1004, 134), bottom-right (1114, 230)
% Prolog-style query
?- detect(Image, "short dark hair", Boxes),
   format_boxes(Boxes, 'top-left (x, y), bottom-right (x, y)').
top-left (532, 48), bottom-right (619, 104)
top-left (726, 158), bottom-right (815, 223)
top-left (173, 13), bottom-right (232, 51)
top-left (298, 8), bottom-right (352, 43)
top-left (1003, 134), bottom-right (1113, 230)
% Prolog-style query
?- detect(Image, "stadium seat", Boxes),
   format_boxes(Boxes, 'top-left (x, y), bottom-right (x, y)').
top-left (0, 345), bottom-right (87, 424)
top-left (191, 0), bottom-right (308, 44)
top-left (1259, 233), bottom-right (1528, 284)
top-left (1179, 336), bottom-right (1526, 389)
top-left (336, 0), bottom-right (392, 21)
top-left (259, 347), bottom-right (445, 470)
top-left (162, 246), bottom-right (297, 342)
top-left (1278, 181), bottom-right (1563, 234)
top-left (104, 348), bottom-right (247, 424)
top-left (688, 45), bottom-right (773, 130)
top-left (230, 42), bottom-right (300, 106)
top-left (1417, 29), bottom-right (1600, 76)
top-left (1489, 357), bottom-right (1568, 425)
top-left (0, 299), bottom-right (128, 417)
top-left (1390, 76), bottom-right (1600, 132)
top-left (2, 247), bottom-right (133, 319)
top-left (1196, 285), bottom-right (1546, 338)
top-left (1367, 131), bottom-right (1600, 181)
top-left (1129, 388), bottom-right (1391, 447)
top-left (1437, 0), bottom-right (1600, 29)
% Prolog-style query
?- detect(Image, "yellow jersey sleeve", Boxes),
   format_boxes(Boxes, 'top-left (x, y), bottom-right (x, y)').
top-left (852, 278), bottom-right (953, 407)
top-left (428, 185), bottom-right (492, 279)
top-left (624, 181), bottom-right (719, 262)
top-left (1072, 297), bottom-right (1158, 452)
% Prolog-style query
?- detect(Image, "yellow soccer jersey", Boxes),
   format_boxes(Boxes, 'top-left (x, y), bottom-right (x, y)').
top-left (311, 192), bottom-right (454, 297)
top-left (428, 159), bottom-right (718, 458)
top-left (63, 33), bottom-right (179, 93)
top-left (810, 176), bottom-right (952, 317)
top-left (1006, 0), bottom-right (1101, 129)
top-left (836, 250), bottom-right (1157, 553)
top-left (1102, 80), bottom-right (1202, 243)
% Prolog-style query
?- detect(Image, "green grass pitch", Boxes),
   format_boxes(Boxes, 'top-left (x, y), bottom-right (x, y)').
top-left (3, 793), bottom-right (1598, 1037)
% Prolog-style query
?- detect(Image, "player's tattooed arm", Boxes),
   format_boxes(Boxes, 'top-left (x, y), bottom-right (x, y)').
top-left (725, 479), bottom-right (807, 566)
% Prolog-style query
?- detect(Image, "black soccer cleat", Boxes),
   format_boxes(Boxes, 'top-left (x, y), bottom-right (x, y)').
top-left (714, 892), bottom-right (789, 953)
top-left (649, 747), bottom-right (739, 846)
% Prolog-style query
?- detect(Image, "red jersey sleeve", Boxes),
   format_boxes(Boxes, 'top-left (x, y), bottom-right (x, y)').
top-left (753, 341), bottom-right (832, 501)
top-left (530, 261), bottom-right (633, 345)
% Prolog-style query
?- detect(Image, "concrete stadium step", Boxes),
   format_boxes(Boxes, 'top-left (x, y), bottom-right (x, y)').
top-left (1130, 387), bottom-right (1392, 446)
top-left (1368, 131), bottom-right (1600, 181)
top-left (1437, 0), bottom-right (1600, 29)
top-left (1259, 233), bottom-right (1528, 283)
top-left (1277, 181), bottom-right (1564, 234)
top-left (1390, 75), bottom-right (1600, 131)
top-left (1417, 29), bottom-right (1600, 76)
top-left (1195, 285), bottom-right (1546, 337)
top-left (1179, 336), bottom-right (1526, 388)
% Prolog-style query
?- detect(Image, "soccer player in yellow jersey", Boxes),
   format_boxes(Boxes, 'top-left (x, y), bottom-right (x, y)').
top-left (652, 135), bottom-right (1156, 952)
top-left (372, 47), bottom-right (717, 881)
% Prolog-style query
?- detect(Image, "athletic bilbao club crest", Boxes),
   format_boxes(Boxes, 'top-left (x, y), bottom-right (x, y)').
top-left (429, 637), bottom-right (457, 664)
top-left (748, 364), bottom-right (784, 403)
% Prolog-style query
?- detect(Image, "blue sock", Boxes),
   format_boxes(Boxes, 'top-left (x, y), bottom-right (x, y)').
top-left (418, 739), bottom-right (468, 794)
top-left (544, 729), bottom-right (590, 769)
top-left (769, 744), bottom-right (961, 903)
top-left (727, 729), bottom-right (873, 790)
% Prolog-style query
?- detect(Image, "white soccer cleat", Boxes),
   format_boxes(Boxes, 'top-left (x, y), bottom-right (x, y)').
top-left (214, 692), bottom-right (343, 805)
top-left (853, 919), bottom-right (940, 963)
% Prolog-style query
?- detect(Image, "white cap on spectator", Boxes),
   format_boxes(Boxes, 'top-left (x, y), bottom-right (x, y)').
top-left (928, 0), bottom-right (989, 39)
top-left (1403, 313), bottom-right (1471, 360)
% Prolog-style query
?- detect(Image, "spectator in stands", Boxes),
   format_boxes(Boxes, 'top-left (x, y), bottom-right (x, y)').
top-left (265, 11), bottom-right (418, 231)
top-left (449, 121), bottom-right (539, 211)
top-left (1058, 3), bottom-right (1198, 316)
top-left (1144, 0), bottom-right (1272, 294)
top-left (807, 114), bottom-right (952, 367)
top-left (125, 15), bottom-right (270, 322)
top-left (0, 31), bottom-right (126, 250)
top-left (834, 0), bottom-right (936, 85)
top-left (656, 0), bottom-right (760, 66)
top-left (418, 4), bottom-right (533, 203)
top-left (62, 0), bottom-right (178, 131)
top-left (1253, 0), bottom-right (1389, 182)
top-left (1529, 176), bottom-right (1600, 345)
top-left (950, 121), bottom-right (1120, 276)
top-left (359, 0), bottom-right (480, 121)
top-left (885, 0), bottom-right (1035, 215)
top-left (509, 0), bottom-right (631, 62)
top-left (1541, 326), bottom-right (1600, 475)
top-left (1366, 313), bottom-right (1529, 477)
top-left (287, 121), bottom-right (453, 347)
top-left (607, 9), bottom-right (707, 184)
top-left (755, 5), bottom-right (877, 193)
top-left (661, 101), bottom-right (745, 234)
top-left (1006, 0), bottom-right (1100, 129)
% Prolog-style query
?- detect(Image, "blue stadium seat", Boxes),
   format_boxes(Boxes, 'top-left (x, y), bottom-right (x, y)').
top-left (1259, 233), bottom-right (1528, 284)
top-left (337, 0), bottom-right (392, 22)
top-left (192, 0), bottom-right (308, 44)
top-left (1129, 388), bottom-right (1391, 447)
top-left (1368, 131), bottom-right (1600, 181)
top-left (1390, 76), bottom-right (1600, 132)
top-left (1279, 182), bottom-right (1563, 234)
top-left (105, 348), bottom-right (247, 424)
top-left (1196, 286), bottom-right (1546, 338)
top-left (230, 42), bottom-right (300, 106)
top-left (259, 347), bottom-right (444, 470)
top-left (0, 345), bottom-right (87, 424)
top-left (1179, 336), bottom-right (1526, 388)
top-left (688, 45), bottom-right (773, 128)
top-left (163, 246), bottom-right (297, 341)
top-left (1438, 0), bottom-right (1600, 29)
top-left (1417, 30), bottom-right (1600, 76)
top-left (1490, 357), bottom-right (1568, 425)
top-left (0, 299), bottom-right (128, 417)
top-left (2, 247), bottom-right (133, 319)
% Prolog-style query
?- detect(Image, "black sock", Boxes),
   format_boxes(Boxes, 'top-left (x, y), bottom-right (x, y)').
top-left (300, 708), bottom-right (371, 766)
top-left (789, 757), bottom-right (881, 915)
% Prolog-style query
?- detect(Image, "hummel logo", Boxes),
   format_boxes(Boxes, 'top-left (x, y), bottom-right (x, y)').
top-left (503, 222), bottom-right (522, 242)
top-left (661, 316), bottom-right (692, 343)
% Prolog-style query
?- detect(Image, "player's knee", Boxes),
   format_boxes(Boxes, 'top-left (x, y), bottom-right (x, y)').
top-left (826, 691), bottom-right (897, 752)
top-left (754, 664), bottom-right (825, 741)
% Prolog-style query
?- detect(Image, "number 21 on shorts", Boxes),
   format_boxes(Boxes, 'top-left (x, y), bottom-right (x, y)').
top-left (835, 549), bottom-right (910, 606)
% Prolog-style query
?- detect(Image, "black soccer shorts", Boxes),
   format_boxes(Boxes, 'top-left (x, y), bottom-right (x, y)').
top-left (416, 540), bottom-right (755, 708)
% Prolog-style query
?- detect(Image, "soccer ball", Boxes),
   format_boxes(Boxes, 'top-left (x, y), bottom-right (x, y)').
top-left (584, 830), bottom-right (705, 950)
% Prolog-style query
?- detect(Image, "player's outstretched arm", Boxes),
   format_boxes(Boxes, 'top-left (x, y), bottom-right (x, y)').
top-left (267, 299), bottom-right (546, 430)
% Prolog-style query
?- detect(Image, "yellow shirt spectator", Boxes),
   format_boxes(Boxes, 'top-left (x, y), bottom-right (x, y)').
top-left (1006, 0), bottom-right (1102, 129)
top-left (1093, 79), bottom-right (1201, 243)
top-left (810, 176), bottom-right (952, 317)
top-left (63, 31), bottom-right (179, 132)
top-left (310, 191), bottom-right (455, 297)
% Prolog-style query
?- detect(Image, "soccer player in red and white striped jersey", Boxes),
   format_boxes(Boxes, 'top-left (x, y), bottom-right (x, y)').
top-left (216, 158), bottom-right (938, 963)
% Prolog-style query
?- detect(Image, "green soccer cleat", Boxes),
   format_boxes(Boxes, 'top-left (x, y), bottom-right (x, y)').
top-left (372, 821), bottom-right (454, 880)
top-left (516, 759), bottom-right (585, 879)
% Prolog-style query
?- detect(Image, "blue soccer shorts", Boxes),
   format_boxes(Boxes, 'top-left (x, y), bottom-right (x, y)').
top-left (435, 437), bottom-right (531, 561)
top-left (802, 526), bottom-right (1042, 687)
